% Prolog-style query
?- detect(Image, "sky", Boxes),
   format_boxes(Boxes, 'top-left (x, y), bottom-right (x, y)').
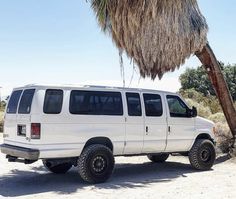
top-left (0, 0), bottom-right (236, 98)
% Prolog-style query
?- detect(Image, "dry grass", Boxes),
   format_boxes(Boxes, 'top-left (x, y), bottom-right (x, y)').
top-left (208, 112), bottom-right (226, 123)
top-left (0, 111), bottom-right (4, 133)
top-left (185, 98), bottom-right (212, 118)
top-left (214, 122), bottom-right (234, 154)
top-left (0, 111), bottom-right (4, 121)
top-left (91, 0), bottom-right (208, 79)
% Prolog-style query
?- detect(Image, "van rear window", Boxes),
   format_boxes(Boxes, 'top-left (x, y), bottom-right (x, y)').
top-left (18, 89), bottom-right (35, 114)
top-left (7, 90), bottom-right (23, 114)
top-left (70, 90), bottom-right (123, 115)
top-left (44, 89), bottom-right (63, 114)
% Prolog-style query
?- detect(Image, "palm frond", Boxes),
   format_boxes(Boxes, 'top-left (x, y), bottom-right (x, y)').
top-left (91, 0), bottom-right (208, 79)
top-left (90, 0), bottom-right (111, 31)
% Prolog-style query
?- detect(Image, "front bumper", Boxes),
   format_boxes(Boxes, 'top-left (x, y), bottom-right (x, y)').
top-left (0, 144), bottom-right (39, 160)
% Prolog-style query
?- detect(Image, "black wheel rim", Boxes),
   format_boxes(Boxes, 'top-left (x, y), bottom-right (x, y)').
top-left (91, 155), bottom-right (107, 174)
top-left (200, 148), bottom-right (211, 162)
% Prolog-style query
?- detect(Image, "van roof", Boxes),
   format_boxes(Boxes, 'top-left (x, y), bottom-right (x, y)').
top-left (12, 84), bottom-right (177, 95)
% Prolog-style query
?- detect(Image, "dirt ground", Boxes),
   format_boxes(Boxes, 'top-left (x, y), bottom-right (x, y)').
top-left (0, 134), bottom-right (236, 199)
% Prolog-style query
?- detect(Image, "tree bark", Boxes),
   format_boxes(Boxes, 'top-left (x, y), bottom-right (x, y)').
top-left (196, 43), bottom-right (236, 147)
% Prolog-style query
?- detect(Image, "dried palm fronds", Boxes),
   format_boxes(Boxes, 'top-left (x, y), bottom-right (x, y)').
top-left (91, 0), bottom-right (208, 79)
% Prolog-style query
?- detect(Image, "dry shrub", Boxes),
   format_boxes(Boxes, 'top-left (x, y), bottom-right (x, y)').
top-left (0, 122), bottom-right (3, 133)
top-left (208, 112), bottom-right (226, 123)
top-left (185, 98), bottom-right (212, 118)
top-left (214, 122), bottom-right (233, 154)
top-left (231, 150), bottom-right (236, 158)
top-left (0, 111), bottom-right (3, 133)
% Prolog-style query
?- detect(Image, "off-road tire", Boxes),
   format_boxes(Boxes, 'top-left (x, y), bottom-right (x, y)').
top-left (189, 139), bottom-right (216, 170)
top-left (43, 160), bottom-right (72, 174)
top-left (78, 144), bottom-right (114, 184)
top-left (147, 154), bottom-right (169, 163)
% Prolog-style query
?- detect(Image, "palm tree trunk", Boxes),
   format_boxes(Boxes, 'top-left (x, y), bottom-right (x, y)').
top-left (196, 43), bottom-right (236, 147)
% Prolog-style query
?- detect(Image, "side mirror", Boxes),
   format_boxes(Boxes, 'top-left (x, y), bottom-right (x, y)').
top-left (191, 106), bottom-right (198, 117)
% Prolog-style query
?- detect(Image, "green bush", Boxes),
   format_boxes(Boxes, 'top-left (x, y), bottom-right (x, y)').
top-left (179, 88), bottom-right (205, 102)
top-left (179, 64), bottom-right (236, 101)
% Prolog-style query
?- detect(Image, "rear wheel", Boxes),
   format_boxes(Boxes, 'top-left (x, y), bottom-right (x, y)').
top-left (43, 160), bottom-right (72, 174)
top-left (78, 144), bottom-right (114, 184)
top-left (189, 139), bottom-right (216, 170)
top-left (147, 154), bottom-right (169, 163)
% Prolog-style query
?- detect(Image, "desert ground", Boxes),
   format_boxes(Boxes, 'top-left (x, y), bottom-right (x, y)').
top-left (0, 134), bottom-right (236, 199)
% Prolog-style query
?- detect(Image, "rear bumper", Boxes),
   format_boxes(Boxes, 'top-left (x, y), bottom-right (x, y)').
top-left (0, 144), bottom-right (39, 160)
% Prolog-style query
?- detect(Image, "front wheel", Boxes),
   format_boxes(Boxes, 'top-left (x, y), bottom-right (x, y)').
top-left (78, 144), bottom-right (114, 184)
top-left (189, 139), bottom-right (216, 170)
top-left (147, 154), bottom-right (169, 163)
top-left (43, 160), bottom-right (72, 174)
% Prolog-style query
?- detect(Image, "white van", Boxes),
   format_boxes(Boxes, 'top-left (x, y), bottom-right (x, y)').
top-left (1, 84), bottom-right (216, 183)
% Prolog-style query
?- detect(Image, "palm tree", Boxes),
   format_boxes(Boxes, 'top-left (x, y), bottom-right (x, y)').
top-left (90, 0), bottom-right (236, 146)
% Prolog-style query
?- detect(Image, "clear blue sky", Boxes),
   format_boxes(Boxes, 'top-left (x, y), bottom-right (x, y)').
top-left (0, 0), bottom-right (236, 97)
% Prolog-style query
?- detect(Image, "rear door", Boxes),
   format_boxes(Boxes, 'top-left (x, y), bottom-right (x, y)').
top-left (4, 89), bottom-right (35, 143)
top-left (16, 89), bottom-right (35, 141)
top-left (4, 90), bottom-right (23, 141)
top-left (142, 93), bottom-right (168, 153)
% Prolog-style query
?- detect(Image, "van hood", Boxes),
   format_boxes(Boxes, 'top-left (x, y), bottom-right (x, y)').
top-left (196, 116), bottom-right (214, 128)
top-left (195, 116), bottom-right (215, 138)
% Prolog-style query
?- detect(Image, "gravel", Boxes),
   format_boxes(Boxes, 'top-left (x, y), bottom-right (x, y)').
top-left (0, 134), bottom-right (236, 199)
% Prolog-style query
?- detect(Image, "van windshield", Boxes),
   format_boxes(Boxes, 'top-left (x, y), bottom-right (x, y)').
top-left (7, 90), bottom-right (23, 114)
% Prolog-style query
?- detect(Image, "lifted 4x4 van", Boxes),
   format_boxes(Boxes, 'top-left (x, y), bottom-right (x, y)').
top-left (1, 85), bottom-right (216, 183)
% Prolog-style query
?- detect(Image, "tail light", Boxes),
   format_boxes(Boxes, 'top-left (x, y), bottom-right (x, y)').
top-left (31, 123), bottom-right (41, 139)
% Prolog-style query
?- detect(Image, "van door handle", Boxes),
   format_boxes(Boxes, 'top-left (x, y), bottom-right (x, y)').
top-left (168, 126), bottom-right (171, 133)
top-left (146, 126), bottom-right (149, 135)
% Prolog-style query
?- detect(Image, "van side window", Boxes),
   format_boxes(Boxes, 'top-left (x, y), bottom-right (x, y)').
top-left (44, 89), bottom-right (63, 114)
top-left (18, 89), bottom-right (35, 114)
top-left (6, 90), bottom-right (23, 114)
top-left (70, 91), bottom-right (123, 115)
top-left (143, 94), bottom-right (163, 117)
top-left (126, 93), bottom-right (142, 116)
top-left (166, 95), bottom-right (189, 117)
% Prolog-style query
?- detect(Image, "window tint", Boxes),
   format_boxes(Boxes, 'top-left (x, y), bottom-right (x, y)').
top-left (44, 89), bottom-right (63, 114)
top-left (70, 91), bottom-right (123, 115)
top-left (126, 93), bottom-right (142, 116)
top-left (18, 89), bottom-right (35, 114)
top-left (167, 95), bottom-right (189, 117)
top-left (7, 90), bottom-right (23, 114)
top-left (143, 94), bottom-right (163, 117)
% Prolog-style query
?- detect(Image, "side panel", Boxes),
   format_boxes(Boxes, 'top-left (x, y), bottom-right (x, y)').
top-left (164, 94), bottom-right (196, 152)
top-left (123, 92), bottom-right (144, 154)
top-left (142, 93), bottom-right (167, 153)
top-left (30, 89), bottom-right (126, 157)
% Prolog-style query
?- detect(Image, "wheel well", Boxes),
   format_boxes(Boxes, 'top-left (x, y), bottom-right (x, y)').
top-left (83, 137), bottom-right (113, 152)
top-left (196, 133), bottom-right (214, 143)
